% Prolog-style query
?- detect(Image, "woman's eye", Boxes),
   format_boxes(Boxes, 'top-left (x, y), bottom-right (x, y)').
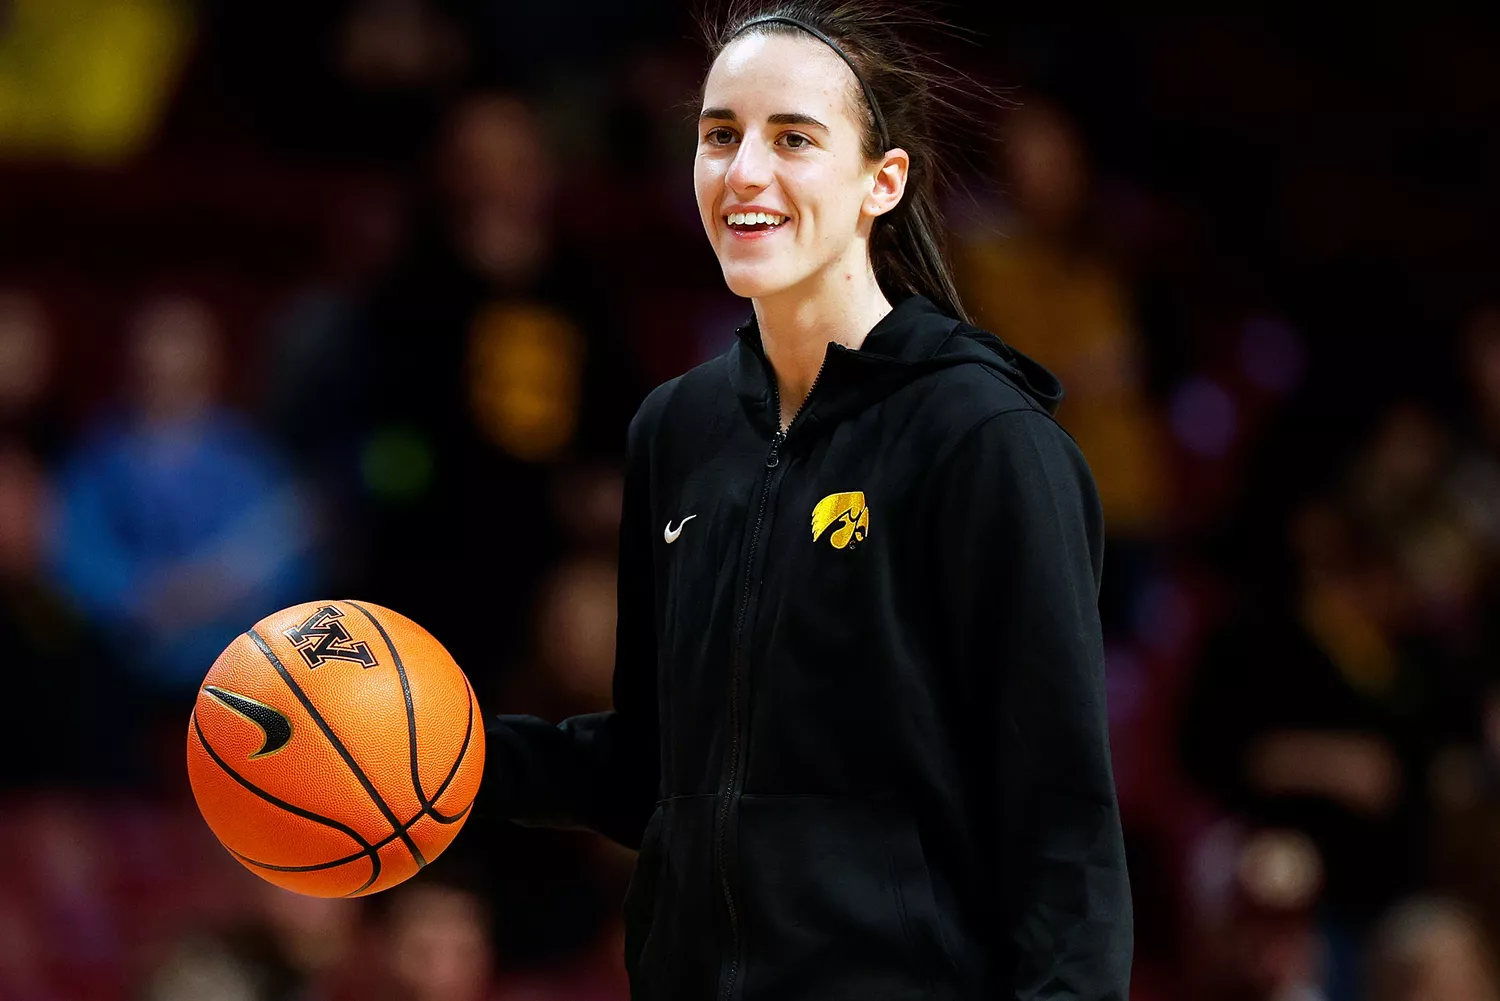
top-left (780, 132), bottom-right (811, 149)
top-left (705, 127), bottom-right (736, 145)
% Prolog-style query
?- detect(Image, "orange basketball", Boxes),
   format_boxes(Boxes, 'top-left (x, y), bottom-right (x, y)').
top-left (186, 599), bottom-right (485, 897)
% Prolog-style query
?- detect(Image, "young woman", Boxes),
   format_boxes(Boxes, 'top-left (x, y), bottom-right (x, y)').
top-left (483, 3), bottom-right (1133, 998)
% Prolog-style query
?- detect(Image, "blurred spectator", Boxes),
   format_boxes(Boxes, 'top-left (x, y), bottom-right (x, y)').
top-left (142, 882), bottom-right (361, 1001)
top-left (952, 100), bottom-right (1168, 636)
top-left (260, 176), bottom-right (408, 591)
top-left (376, 882), bottom-right (497, 1001)
top-left (954, 101), bottom-right (1167, 534)
top-left (262, 177), bottom-right (406, 462)
top-left (253, 883), bottom-right (362, 997)
top-left (1422, 309), bottom-right (1500, 957)
top-left (0, 290), bottom-right (65, 458)
top-left (371, 873), bottom-right (629, 1001)
top-left (1184, 824), bottom-right (1327, 1001)
top-left (337, 0), bottom-right (469, 95)
top-left (361, 92), bottom-right (643, 691)
top-left (1180, 496), bottom-right (1461, 933)
top-left (554, 43), bottom-right (741, 381)
top-left (48, 294), bottom-right (320, 740)
top-left (549, 461), bottom-right (627, 555)
top-left (1367, 898), bottom-right (1500, 1001)
top-left (1343, 404), bottom-right (1491, 638)
top-left (506, 555), bottom-right (619, 715)
top-left (140, 934), bottom-right (265, 1001)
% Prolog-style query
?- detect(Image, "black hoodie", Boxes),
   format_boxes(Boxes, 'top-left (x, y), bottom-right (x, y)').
top-left (483, 295), bottom-right (1132, 1000)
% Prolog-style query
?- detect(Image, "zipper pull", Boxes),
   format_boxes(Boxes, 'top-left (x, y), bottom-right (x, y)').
top-left (766, 430), bottom-right (786, 468)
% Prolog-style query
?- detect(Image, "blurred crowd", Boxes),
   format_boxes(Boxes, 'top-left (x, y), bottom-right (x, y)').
top-left (1, 2), bottom-right (1499, 999)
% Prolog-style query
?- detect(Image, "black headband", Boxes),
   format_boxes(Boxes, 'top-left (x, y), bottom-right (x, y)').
top-left (732, 14), bottom-right (890, 152)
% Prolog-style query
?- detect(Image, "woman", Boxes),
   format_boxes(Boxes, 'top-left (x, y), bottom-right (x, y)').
top-left (483, 3), bottom-right (1132, 997)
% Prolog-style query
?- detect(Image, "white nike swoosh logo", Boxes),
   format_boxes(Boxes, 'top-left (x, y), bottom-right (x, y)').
top-left (664, 515), bottom-right (697, 544)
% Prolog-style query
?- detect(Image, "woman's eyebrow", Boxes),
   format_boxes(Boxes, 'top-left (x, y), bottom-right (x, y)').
top-left (767, 112), bottom-right (829, 132)
top-left (697, 109), bottom-right (830, 133)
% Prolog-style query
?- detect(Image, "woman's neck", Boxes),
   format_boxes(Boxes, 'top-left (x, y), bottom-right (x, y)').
top-left (753, 263), bottom-right (892, 432)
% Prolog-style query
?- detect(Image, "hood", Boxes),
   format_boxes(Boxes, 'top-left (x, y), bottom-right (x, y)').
top-left (729, 294), bottom-right (1063, 433)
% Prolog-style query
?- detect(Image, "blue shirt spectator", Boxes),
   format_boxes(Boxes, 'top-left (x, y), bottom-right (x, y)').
top-left (48, 295), bottom-right (319, 693)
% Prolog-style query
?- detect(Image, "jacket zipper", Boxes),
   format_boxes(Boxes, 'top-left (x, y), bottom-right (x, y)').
top-left (715, 353), bottom-right (829, 1001)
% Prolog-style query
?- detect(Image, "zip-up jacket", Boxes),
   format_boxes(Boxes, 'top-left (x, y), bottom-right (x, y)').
top-left (483, 294), bottom-right (1133, 1000)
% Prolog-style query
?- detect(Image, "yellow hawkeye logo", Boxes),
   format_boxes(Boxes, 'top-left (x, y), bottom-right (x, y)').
top-left (811, 492), bottom-right (870, 550)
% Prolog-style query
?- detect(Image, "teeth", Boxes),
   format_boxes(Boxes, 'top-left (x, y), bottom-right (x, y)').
top-left (726, 212), bottom-right (786, 227)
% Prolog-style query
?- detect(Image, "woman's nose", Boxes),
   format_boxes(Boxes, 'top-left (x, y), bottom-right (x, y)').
top-left (726, 134), bottom-right (772, 194)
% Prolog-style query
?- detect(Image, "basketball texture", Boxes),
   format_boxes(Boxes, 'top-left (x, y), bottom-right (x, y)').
top-left (186, 599), bottom-right (484, 897)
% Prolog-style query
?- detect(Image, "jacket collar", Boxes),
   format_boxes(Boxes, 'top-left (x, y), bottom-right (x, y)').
top-left (727, 295), bottom-right (963, 433)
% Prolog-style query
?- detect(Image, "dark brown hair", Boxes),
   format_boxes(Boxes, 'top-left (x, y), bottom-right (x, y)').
top-left (700, 1), bottom-right (978, 322)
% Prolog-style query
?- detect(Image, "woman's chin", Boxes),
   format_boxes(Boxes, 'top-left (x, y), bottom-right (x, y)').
top-left (720, 263), bottom-right (797, 300)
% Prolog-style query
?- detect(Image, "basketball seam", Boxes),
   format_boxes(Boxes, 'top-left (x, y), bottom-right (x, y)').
top-left (346, 600), bottom-right (475, 826)
top-left (247, 628), bottom-right (429, 869)
top-left (229, 800), bottom-right (473, 882)
top-left (345, 601), bottom-right (426, 812)
top-left (423, 679), bottom-right (477, 824)
top-left (191, 711), bottom-right (384, 895)
top-left (227, 810), bottom-right (425, 872)
top-left (228, 845), bottom-right (369, 873)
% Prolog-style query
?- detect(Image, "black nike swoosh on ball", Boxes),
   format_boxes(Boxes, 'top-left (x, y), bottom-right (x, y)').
top-left (204, 685), bottom-right (293, 758)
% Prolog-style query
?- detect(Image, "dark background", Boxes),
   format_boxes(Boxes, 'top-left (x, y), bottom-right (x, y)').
top-left (2, 2), bottom-right (1499, 999)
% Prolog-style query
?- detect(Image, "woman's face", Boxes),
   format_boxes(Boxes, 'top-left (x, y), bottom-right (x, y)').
top-left (695, 32), bottom-right (904, 300)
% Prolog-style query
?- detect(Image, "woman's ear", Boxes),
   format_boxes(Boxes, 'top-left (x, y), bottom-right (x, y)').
top-left (866, 147), bottom-right (910, 218)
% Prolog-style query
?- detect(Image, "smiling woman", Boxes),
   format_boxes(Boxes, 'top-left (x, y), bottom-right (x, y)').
top-left (480, 3), bottom-right (1134, 999)
top-left (694, 4), bottom-right (966, 360)
top-left (695, 33), bottom-right (902, 317)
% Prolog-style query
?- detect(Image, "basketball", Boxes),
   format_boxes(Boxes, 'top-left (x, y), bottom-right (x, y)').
top-left (186, 599), bottom-right (485, 897)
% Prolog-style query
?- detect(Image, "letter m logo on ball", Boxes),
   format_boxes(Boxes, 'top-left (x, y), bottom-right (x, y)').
top-left (283, 605), bottom-right (379, 669)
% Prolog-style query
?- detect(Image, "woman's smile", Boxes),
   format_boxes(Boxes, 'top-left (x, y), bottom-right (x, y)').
top-left (723, 206), bottom-right (792, 240)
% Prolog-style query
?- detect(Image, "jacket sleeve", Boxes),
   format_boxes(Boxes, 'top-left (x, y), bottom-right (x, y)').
top-left (930, 408), bottom-right (1132, 1000)
top-left (479, 404), bottom-right (661, 850)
